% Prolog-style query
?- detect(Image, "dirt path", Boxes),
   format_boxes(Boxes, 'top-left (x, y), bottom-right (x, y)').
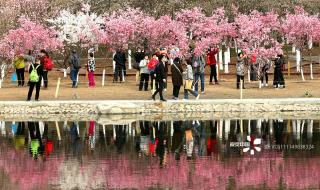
top-left (0, 74), bottom-right (319, 101)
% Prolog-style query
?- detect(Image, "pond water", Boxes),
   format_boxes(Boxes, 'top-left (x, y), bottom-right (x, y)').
top-left (0, 118), bottom-right (319, 190)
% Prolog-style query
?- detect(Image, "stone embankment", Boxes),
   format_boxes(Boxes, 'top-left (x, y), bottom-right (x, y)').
top-left (0, 98), bottom-right (319, 115)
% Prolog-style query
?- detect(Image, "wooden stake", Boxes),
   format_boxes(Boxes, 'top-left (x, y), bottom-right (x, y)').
top-left (102, 69), bottom-right (106, 86)
top-left (55, 121), bottom-right (61, 141)
top-left (55, 78), bottom-right (61, 99)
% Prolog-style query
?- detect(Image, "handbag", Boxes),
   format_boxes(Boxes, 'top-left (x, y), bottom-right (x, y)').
top-left (185, 79), bottom-right (193, 90)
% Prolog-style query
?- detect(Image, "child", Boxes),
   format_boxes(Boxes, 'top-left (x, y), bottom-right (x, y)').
top-left (87, 53), bottom-right (95, 88)
top-left (27, 58), bottom-right (43, 101)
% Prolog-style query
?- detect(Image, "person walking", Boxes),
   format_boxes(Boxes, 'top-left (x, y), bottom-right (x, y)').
top-left (87, 53), bottom-right (95, 88)
top-left (113, 48), bottom-right (126, 82)
top-left (13, 54), bottom-right (26, 87)
top-left (69, 50), bottom-right (81, 88)
top-left (139, 55), bottom-right (150, 91)
top-left (171, 57), bottom-right (183, 100)
top-left (148, 53), bottom-right (159, 93)
top-left (184, 59), bottom-right (200, 100)
top-left (192, 54), bottom-right (206, 94)
top-left (258, 58), bottom-right (270, 87)
top-left (39, 49), bottom-right (53, 89)
top-left (27, 58), bottom-right (43, 101)
top-left (134, 48), bottom-right (145, 86)
top-left (152, 54), bottom-right (167, 101)
top-left (236, 52), bottom-right (247, 89)
top-left (207, 47), bottom-right (219, 85)
top-left (273, 54), bottom-right (285, 88)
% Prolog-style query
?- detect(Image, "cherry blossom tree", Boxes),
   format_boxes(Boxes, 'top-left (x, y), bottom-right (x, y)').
top-left (49, 4), bottom-right (104, 48)
top-left (0, 17), bottom-right (63, 60)
top-left (282, 6), bottom-right (320, 51)
top-left (235, 10), bottom-right (283, 58)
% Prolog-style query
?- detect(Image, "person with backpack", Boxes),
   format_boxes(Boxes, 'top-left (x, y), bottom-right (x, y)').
top-left (69, 50), bottom-right (81, 88)
top-left (87, 52), bottom-right (96, 88)
top-left (152, 54), bottom-right (167, 101)
top-left (40, 49), bottom-right (53, 89)
top-left (192, 53), bottom-right (206, 94)
top-left (27, 58), bottom-right (43, 101)
top-left (13, 54), bottom-right (26, 87)
top-left (171, 57), bottom-right (183, 100)
top-left (139, 55), bottom-right (150, 91)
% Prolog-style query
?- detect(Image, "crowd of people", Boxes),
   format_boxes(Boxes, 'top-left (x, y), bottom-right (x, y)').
top-left (10, 46), bottom-right (286, 101)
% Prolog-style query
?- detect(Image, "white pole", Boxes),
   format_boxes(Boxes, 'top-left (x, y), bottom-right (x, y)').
top-left (259, 80), bottom-right (262, 89)
top-left (1, 66), bottom-right (4, 80)
top-left (216, 64), bottom-right (219, 80)
top-left (76, 72), bottom-right (79, 85)
top-left (248, 68), bottom-right (251, 82)
top-left (224, 48), bottom-right (230, 73)
top-left (296, 49), bottom-right (301, 72)
top-left (128, 49), bottom-right (132, 70)
top-left (0, 79), bottom-right (2, 89)
top-left (224, 51), bottom-right (228, 73)
top-left (55, 78), bottom-right (61, 99)
top-left (219, 49), bottom-right (223, 70)
top-left (102, 69), bottom-right (106, 86)
top-left (310, 63), bottom-right (314, 80)
top-left (112, 51), bottom-right (116, 72)
top-left (240, 80), bottom-right (243, 99)
top-left (63, 69), bottom-right (67, 78)
top-left (301, 67), bottom-right (305, 81)
top-left (308, 38), bottom-right (313, 49)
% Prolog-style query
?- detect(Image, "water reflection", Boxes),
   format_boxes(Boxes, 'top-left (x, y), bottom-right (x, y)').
top-left (0, 119), bottom-right (319, 189)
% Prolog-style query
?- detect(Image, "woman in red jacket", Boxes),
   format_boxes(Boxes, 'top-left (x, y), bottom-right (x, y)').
top-left (207, 47), bottom-right (219, 85)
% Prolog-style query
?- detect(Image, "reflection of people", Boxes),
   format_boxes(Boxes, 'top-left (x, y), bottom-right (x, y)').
top-left (185, 128), bottom-right (194, 160)
top-left (28, 122), bottom-right (44, 159)
top-left (207, 121), bottom-right (218, 156)
top-left (115, 125), bottom-right (126, 153)
top-left (156, 122), bottom-right (168, 167)
top-left (71, 121), bottom-right (82, 157)
top-left (172, 121), bottom-right (184, 161)
top-left (14, 122), bottom-right (26, 150)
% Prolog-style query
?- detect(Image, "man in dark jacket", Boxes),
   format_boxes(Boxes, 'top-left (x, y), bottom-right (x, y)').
top-left (113, 48), bottom-right (126, 82)
top-left (134, 48), bottom-right (145, 85)
top-left (69, 50), bottom-right (81, 88)
top-left (152, 54), bottom-right (167, 101)
top-left (171, 57), bottom-right (183, 99)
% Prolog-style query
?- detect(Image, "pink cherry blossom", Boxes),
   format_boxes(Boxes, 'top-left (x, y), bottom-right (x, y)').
top-left (0, 17), bottom-right (63, 60)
